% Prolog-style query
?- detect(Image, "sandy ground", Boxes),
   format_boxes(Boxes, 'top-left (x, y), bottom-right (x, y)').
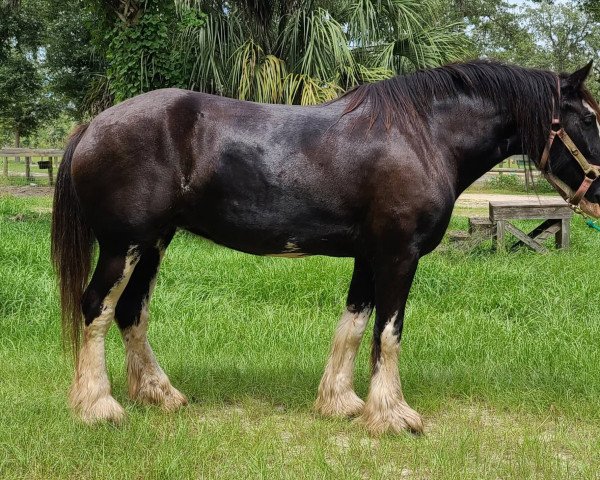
top-left (0, 186), bottom-right (54, 197)
top-left (456, 192), bottom-right (563, 208)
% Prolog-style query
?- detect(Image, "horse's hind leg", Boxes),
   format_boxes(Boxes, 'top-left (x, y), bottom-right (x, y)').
top-left (315, 257), bottom-right (374, 417)
top-left (115, 235), bottom-right (187, 411)
top-left (70, 244), bottom-right (141, 424)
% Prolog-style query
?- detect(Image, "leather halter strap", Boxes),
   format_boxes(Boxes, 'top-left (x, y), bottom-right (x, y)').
top-left (539, 77), bottom-right (600, 206)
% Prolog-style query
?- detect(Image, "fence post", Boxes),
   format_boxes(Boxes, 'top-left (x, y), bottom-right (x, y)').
top-left (48, 156), bottom-right (54, 186)
top-left (2, 157), bottom-right (7, 178)
top-left (25, 156), bottom-right (31, 181)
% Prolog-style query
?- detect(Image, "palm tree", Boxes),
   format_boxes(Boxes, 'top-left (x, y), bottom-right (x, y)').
top-left (175, 0), bottom-right (469, 104)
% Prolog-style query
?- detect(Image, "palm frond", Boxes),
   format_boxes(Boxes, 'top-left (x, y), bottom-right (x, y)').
top-left (284, 73), bottom-right (342, 105)
top-left (172, 0), bottom-right (469, 104)
top-left (231, 40), bottom-right (287, 102)
top-left (256, 55), bottom-right (287, 102)
top-left (281, 8), bottom-right (357, 86)
top-left (356, 64), bottom-right (394, 83)
top-left (179, 10), bottom-right (243, 94)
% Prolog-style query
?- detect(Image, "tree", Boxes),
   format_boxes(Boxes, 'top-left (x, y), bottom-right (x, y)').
top-left (0, 1), bottom-right (59, 148)
top-left (64, 0), bottom-right (206, 114)
top-left (580, 0), bottom-right (600, 21)
top-left (42, 0), bottom-right (107, 121)
top-left (104, 0), bottom-right (204, 102)
top-left (0, 0), bottom-right (43, 61)
top-left (522, 2), bottom-right (600, 96)
top-left (173, 0), bottom-right (469, 105)
top-left (446, 0), bottom-right (599, 96)
top-left (440, 0), bottom-right (538, 63)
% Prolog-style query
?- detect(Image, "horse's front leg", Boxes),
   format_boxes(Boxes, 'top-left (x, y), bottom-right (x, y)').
top-left (358, 252), bottom-right (423, 435)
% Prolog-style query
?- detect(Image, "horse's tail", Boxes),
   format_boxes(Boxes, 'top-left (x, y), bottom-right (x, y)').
top-left (51, 124), bottom-right (94, 359)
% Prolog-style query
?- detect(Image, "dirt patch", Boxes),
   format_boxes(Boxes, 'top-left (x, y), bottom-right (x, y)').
top-left (456, 192), bottom-right (563, 209)
top-left (0, 186), bottom-right (54, 197)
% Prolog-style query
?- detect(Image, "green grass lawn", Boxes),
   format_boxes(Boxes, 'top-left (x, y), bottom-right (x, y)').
top-left (1, 194), bottom-right (600, 479)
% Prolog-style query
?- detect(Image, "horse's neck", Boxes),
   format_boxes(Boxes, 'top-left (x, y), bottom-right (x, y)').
top-left (432, 98), bottom-right (522, 193)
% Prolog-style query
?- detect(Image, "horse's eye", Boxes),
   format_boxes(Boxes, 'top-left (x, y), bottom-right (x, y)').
top-left (584, 113), bottom-right (596, 125)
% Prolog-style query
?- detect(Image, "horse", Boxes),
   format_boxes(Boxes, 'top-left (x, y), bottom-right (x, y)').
top-left (51, 59), bottom-right (600, 435)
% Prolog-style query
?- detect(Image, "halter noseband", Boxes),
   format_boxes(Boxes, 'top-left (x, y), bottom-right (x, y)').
top-left (539, 77), bottom-right (600, 207)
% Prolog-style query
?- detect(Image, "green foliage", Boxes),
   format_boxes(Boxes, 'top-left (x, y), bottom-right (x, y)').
top-left (175, 0), bottom-right (469, 105)
top-left (21, 112), bottom-right (75, 148)
top-left (107, 9), bottom-right (174, 101)
top-left (42, 0), bottom-right (107, 121)
top-left (98, 1), bottom-right (206, 103)
top-left (484, 173), bottom-right (555, 194)
top-left (4, 0), bottom-right (600, 130)
top-left (522, 2), bottom-right (600, 97)
top-left (0, 0), bottom-right (61, 142)
top-left (0, 1), bottom-right (45, 61)
top-left (580, 0), bottom-right (600, 21)
top-left (0, 46), bottom-right (59, 141)
top-left (447, 0), bottom-right (600, 97)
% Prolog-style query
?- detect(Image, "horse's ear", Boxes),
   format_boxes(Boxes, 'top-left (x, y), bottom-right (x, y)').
top-left (565, 61), bottom-right (594, 89)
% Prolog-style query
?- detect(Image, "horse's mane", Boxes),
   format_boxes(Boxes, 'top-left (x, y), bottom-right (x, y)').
top-left (340, 60), bottom-right (563, 161)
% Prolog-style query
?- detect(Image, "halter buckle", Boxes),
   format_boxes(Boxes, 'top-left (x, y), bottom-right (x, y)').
top-left (585, 167), bottom-right (600, 180)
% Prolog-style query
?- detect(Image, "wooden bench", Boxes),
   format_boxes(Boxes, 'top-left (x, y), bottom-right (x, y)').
top-left (489, 200), bottom-right (573, 253)
top-left (468, 217), bottom-right (494, 237)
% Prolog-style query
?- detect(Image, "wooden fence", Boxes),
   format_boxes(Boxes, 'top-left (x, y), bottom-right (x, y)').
top-left (0, 149), bottom-right (535, 187)
top-left (0, 148), bottom-right (64, 186)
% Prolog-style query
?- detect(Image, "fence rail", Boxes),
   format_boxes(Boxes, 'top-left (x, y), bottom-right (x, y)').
top-left (0, 149), bottom-right (537, 187)
top-left (0, 148), bottom-right (64, 156)
top-left (1, 148), bottom-right (64, 186)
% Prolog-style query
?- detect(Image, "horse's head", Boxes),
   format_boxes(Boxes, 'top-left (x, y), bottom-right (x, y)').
top-left (543, 62), bottom-right (600, 217)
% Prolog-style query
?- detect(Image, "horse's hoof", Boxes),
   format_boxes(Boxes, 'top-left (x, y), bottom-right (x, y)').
top-left (356, 400), bottom-right (423, 436)
top-left (315, 389), bottom-right (365, 417)
top-left (131, 379), bottom-right (188, 412)
top-left (76, 395), bottom-right (126, 425)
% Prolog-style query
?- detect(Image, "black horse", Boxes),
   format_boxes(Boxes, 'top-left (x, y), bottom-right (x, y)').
top-left (52, 60), bottom-right (600, 435)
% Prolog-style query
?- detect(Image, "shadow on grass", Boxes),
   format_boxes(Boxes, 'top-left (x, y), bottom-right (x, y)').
top-left (155, 361), bottom-right (600, 421)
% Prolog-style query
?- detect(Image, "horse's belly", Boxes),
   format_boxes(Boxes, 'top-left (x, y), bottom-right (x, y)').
top-left (180, 201), bottom-right (356, 258)
top-left (179, 139), bottom-right (359, 257)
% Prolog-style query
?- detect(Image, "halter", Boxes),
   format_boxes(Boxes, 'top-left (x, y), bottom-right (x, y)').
top-left (539, 77), bottom-right (600, 207)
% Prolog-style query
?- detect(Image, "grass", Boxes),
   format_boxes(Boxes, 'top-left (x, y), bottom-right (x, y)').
top-left (2, 194), bottom-right (600, 479)
top-left (465, 173), bottom-right (556, 195)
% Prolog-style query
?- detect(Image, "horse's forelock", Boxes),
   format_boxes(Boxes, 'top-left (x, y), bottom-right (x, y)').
top-left (582, 88), bottom-right (600, 118)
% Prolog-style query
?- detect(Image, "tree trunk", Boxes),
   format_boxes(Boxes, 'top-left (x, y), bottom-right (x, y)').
top-left (2, 157), bottom-right (7, 177)
top-left (14, 130), bottom-right (20, 163)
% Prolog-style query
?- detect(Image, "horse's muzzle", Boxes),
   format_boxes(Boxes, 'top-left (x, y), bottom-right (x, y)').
top-left (580, 197), bottom-right (600, 218)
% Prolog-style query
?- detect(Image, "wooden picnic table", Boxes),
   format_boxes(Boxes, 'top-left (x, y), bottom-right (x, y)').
top-left (488, 200), bottom-right (573, 253)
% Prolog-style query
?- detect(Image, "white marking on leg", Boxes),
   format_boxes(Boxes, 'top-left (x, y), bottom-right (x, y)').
top-left (358, 314), bottom-right (423, 435)
top-left (315, 306), bottom-right (371, 417)
top-left (122, 244), bottom-right (187, 411)
top-left (70, 246), bottom-right (140, 424)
